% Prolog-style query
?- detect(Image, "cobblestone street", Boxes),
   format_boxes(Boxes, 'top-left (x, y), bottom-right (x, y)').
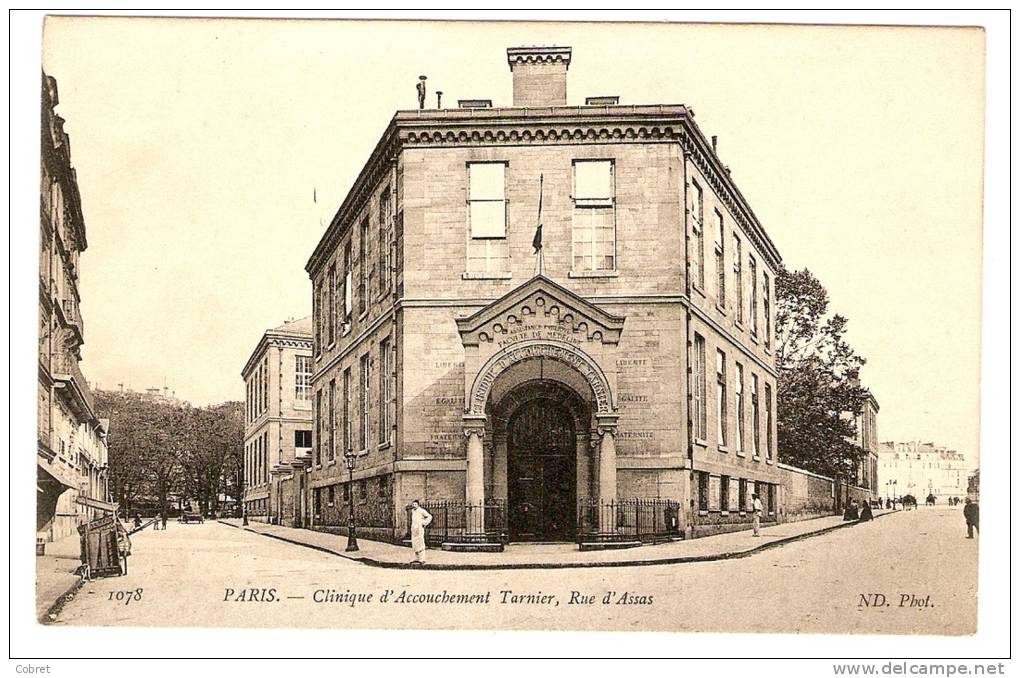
top-left (51, 506), bottom-right (977, 634)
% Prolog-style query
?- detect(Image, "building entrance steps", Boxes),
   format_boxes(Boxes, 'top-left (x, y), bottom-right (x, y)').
top-left (219, 509), bottom-right (895, 570)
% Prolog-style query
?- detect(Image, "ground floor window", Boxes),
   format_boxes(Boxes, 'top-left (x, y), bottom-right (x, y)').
top-left (697, 472), bottom-right (710, 511)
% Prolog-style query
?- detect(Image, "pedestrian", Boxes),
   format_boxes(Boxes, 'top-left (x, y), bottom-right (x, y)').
top-left (161, 511), bottom-right (168, 531)
top-left (751, 493), bottom-right (763, 537)
top-left (859, 500), bottom-right (874, 521)
top-left (963, 498), bottom-right (979, 539)
top-left (409, 499), bottom-right (433, 564)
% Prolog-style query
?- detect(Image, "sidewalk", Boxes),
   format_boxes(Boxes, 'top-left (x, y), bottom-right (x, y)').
top-left (219, 509), bottom-right (895, 570)
top-left (35, 532), bottom-right (85, 623)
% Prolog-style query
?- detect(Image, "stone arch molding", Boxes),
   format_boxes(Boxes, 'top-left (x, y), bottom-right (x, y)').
top-left (468, 339), bottom-right (614, 416)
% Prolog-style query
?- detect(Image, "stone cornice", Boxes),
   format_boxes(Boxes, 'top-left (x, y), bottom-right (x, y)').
top-left (306, 104), bottom-right (782, 277)
top-left (242, 330), bottom-right (313, 379)
top-left (507, 46), bottom-right (572, 67)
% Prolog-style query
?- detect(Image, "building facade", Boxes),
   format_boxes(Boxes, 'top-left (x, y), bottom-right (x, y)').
top-left (303, 45), bottom-right (782, 545)
top-left (241, 317), bottom-right (314, 524)
top-left (854, 393), bottom-right (880, 496)
top-left (877, 441), bottom-right (969, 502)
top-left (38, 73), bottom-right (110, 543)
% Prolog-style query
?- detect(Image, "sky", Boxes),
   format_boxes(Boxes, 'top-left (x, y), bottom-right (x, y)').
top-left (41, 17), bottom-right (985, 457)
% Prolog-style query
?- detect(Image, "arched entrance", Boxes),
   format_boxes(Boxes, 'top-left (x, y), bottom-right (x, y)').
top-left (488, 378), bottom-right (591, 542)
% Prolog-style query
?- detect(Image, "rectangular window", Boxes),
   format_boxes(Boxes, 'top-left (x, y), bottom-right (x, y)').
top-left (690, 181), bottom-right (705, 289)
top-left (327, 264), bottom-right (337, 345)
top-left (715, 210), bottom-right (725, 307)
top-left (314, 390), bottom-right (322, 465)
top-left (765, 382), bottom-right (774, 461)
top-left (263, 358), bottom-right (269, 414)
top-left (733, 235), bottom-right (743, 324)
top-left (763, 272), bottom-right (772, 350)
top-left (735, 363), bottom-right (745, 454)
top-left (342, 368), bottom-right (351, 454)
top-left (693, 333), bottom-right (707, 441)
top-left (467, 162), bottom-right (508, 276)
top-left (716, 349), bottom-right (727, 447)
top-left (379, 339), bottom-right (390, 444)
top-left (752, 373), bottom-right (761, 457)
top-left (343, 241), bottom-right (353, 321)
top-left (738, 478), bottom-right (748, 512)
top-left (698, 472), bottom-right (709, 511)
top-left (749, 256), bottom-right (759, 336)
top-left (295, 355), bottom-right (312, 402)
top-left (360, 354), bottom-right (370, 451)
top-left (328, 379), bottom-right (336, 462)
top-left (379, 188), bottom-right (390, 296)
top-left (571, 160), bottom-right (616, 273)
top-left (720, 475), bottom-right (730, 512)
top-left (295, 430), bottom-right (312, 451)
top-left (313, 281), bottom-right (321, 354)
top-left (359, 217), bottom-right (368, 316)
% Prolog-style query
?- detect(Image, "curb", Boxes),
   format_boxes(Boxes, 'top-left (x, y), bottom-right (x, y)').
top-left (218, 510), bottom-right (895, 571)
top-left (39, 573), bottom-right (86, 625)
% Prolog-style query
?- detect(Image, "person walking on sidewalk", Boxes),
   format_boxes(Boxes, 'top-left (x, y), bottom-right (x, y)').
top-left (751, 493), bottom-right (763, 537)
top-left (963, 497), bottom-right (979, 539)
top-left (409, 500), bottom-right (433, 565)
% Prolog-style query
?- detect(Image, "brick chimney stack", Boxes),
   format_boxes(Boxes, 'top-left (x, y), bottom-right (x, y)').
top-left (507, 46), bottom-right (572, 107)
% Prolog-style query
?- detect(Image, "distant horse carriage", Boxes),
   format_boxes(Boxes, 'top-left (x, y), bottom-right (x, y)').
top-left (902, 494), bottom-right (918, 510)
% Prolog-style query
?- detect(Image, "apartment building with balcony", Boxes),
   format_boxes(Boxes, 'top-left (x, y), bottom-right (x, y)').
top-left (39, 72), bottom-right (110, 541)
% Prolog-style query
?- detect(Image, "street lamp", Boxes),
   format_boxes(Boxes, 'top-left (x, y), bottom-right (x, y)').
top-left (344, 444), bottom-right (359, 552)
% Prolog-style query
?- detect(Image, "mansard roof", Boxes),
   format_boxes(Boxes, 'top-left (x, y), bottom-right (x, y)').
top-left (456, 274), bottom-right (625, 347)
top-left (306, 103), bottom-right (783, 277)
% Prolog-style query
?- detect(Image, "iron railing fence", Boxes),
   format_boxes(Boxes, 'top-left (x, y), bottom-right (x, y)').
top-left (405, 499), bottom-right (507, 547)
top-left (576, 498), bottom-right (683, 544)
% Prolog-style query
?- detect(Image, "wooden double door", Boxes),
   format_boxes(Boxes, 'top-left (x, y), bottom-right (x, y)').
top-left (507, 397), bottom-right (577, 542)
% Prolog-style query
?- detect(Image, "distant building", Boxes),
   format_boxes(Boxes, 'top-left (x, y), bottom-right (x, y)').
top-left (877, 441), bottom-right (969, 501)
top-left (38, 72), bottom-right (110, 542)
top-left (241, 317), bottom-right (314, 523)
top-left (854, 392), bottom-right (880, 496)
top-left (966, 468), bottom-right (979, 501)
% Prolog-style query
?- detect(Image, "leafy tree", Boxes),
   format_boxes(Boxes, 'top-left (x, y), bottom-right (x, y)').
top-left (775, 267), bottom-right (871, 489)
top-left (96, 390), bottom-right (243, 517)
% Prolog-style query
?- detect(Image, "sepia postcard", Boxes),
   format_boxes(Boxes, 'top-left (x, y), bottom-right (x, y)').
top-left (19, 12), bottom-right (1002, 657)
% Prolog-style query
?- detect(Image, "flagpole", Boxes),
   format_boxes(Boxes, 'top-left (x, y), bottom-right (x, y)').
top-left (535, 174), bottom-right (544, 276)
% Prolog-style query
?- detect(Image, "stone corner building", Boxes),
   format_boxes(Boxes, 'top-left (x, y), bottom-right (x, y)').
top-left (39, 72), bottom-right (110, 542)
top-left (302, 46), bottom-right (783, 547)
top-left (241, 317), bottom-right (314, 524)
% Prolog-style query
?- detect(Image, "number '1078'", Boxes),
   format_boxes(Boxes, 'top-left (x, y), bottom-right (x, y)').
top-left (108, 588), bottom-right (143, 605)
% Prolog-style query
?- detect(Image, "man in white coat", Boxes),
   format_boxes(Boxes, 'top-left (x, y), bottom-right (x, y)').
top-left (751, 493), bottom-right (763, 537)
top-left (409, 500), bottom-right (433, 565)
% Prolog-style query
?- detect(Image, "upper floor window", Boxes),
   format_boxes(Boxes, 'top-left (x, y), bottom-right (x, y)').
top-left (693, 333), bottom-right (707, 442)
top-left (359, 217), bottom-right (369, 316)
top-left (343, 242), bottom-right (353, 323)
top-left (732, 234), bottom-right (743, 324)
top-left (295, 355), bottom-right (312, 402)
top-left (379, 339), bottom-right (391, 444)
top-left (327, 264), bottom-right (337, 345)
top-left (690, 181), bottom-right (705, 290)
top-left (749, 255), bottom-right (759, 337)
top-left (312, 280), bottom-right (321, 355)
top-left (716, 349), bottom-right (728, 447)
top-left (378, 188), bottom-right (391, 296)
top-left (327, 379), bottom-right (336, 462)
top-left (714, 209), bottom-right (725, 308)
top-left (359, 354), bottom-right (371, 451)
top-left (466, 162), bottom-right (509, 277)
top-left (572, 160), bottom-right (616, 273)
top-left (763, 272), bottom-right (772, 350)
